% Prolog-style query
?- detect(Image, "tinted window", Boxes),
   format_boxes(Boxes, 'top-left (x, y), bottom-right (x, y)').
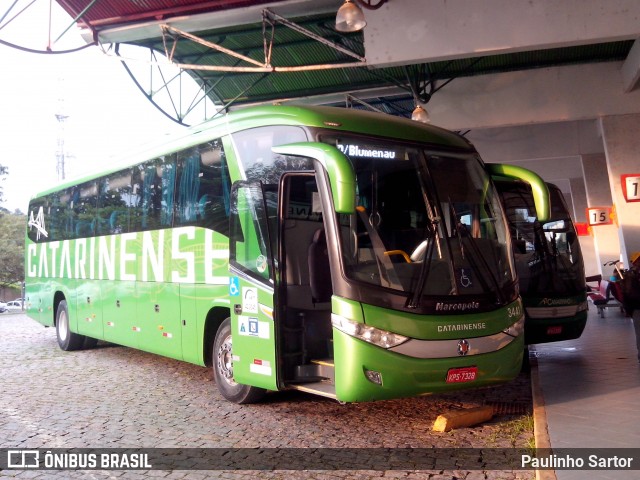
top-left (97, 170), bottom-right (133, 234)
top-left (232, 126), bottom-right (309, 182)
top-left (27, 137), bottom-right (232, 241)
top-left (175, 139), bottom-right (231, 235)
top-left (74, 182), bottom-right (98, 238)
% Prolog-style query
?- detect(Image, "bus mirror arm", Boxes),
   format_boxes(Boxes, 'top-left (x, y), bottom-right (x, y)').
top-left (487, 163), bottom-right (551, 222)
top-left (272, 142), bottom-right (356, 214)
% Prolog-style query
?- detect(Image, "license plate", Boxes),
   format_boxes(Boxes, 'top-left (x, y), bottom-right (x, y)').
top-left (547, 326), bottom-right (563, 335)
top-left (445, 366), bottom-right (478, 383)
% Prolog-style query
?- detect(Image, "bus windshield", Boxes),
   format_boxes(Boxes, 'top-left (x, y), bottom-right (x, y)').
top-left (322, 136), bottom-right (515, 307)
top-left (497, 181), bottom-right (585, 296)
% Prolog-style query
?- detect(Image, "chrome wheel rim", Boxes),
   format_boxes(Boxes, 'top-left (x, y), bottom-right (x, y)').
top-left (217, 334), bottom-right (236, 386)
top-left (58, 309), bottom-right (68, 341)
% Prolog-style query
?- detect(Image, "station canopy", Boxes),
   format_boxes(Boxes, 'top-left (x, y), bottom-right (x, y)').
top-left (51, 0), bottom-right (633, 126)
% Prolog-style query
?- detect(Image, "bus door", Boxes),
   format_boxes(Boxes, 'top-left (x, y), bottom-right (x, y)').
top-left (276, 172), bottom-right (337, 397)
top-left (228, 144), bottom-right (354, 397)
top-left (228, 181), bottom-right (279, 391)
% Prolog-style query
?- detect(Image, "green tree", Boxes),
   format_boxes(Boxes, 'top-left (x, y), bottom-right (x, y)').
top-left (0, 163), bottom-right (7, 204)
top-left (0, 212), bottom-right (26, 288)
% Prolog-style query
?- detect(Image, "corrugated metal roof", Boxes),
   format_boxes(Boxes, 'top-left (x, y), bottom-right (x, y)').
top-left (56, 0), bottom-right (276, 28)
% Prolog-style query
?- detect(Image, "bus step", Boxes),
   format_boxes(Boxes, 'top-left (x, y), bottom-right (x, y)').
top-left (290, 381), bottom-right (336, 400)
top-left (282, 325), bottom-right (304, 333)
top-left (282, 351), bottom-right (304, 358)
top-left (294, 360), bottom-right (335, 383)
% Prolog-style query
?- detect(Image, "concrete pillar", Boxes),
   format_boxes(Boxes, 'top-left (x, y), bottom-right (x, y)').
top-left (581, 153), bottom-right (620, 275)
top-left (600, 114), bottom-right (640, 267)
top-left (569, 177), bottom-right (598, 276)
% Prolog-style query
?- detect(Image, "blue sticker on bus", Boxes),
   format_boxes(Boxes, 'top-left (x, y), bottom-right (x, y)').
top-left (229, 277), bottom-right (240, 296)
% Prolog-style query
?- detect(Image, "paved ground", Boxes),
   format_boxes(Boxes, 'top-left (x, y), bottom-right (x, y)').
top-left (532, 307), bottom-right (640, 480)
top-left (0, 312), bottom-right (534, 479)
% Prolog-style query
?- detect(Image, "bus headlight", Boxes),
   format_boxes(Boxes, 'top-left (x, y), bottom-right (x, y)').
top-left (577, 300), bottom-right (588, 312)
top-left (502, 315), bottom-right (525, 338)
top-left (331, 314), bottom-right (408, 349)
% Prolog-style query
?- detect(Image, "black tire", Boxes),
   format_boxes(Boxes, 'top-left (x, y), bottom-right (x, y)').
top-left (56, 300), bottom-right (85, 351)
top-left (213, 318), bottom-right (266, 404)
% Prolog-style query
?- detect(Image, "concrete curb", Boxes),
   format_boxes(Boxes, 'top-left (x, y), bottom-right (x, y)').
top-left (529, 346), bottom-right (557, 480)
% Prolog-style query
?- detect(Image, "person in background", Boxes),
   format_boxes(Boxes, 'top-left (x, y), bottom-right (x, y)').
top-left (627, 252), bottom-right (640, 362)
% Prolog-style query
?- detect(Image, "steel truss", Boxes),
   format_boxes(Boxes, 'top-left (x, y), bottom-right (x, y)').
top-left (107, 8), bottom-right (368, 126)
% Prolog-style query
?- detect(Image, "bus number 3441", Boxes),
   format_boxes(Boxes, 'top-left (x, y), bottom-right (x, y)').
top-left (508, 305), bottom-right (522, 318)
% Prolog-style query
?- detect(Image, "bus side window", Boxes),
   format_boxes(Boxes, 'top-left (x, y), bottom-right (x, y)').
top-left (232, 126), bottom-right (307, 182)
top-left (140, 161), bottom-right (161, 230)
top-left (49, 190), bottom-right (74, 241)
top-left (175, 149), bottom-right (200, 225)
top-left (160, 157), bottom-right (176, 227)
top-left (130, 166), bottom-right (143, 231)
top-left (75, 181), bottom-right (98, 238)
top-left (200, 142), bottom-right (231, 235)
top-left (67, 187), bottom-right (80, 239)
top-left (230, 183), bottom-right (273, 283)
top-left (174, 139), bottom-right (231, 235)
top-left (97, 169), bottom-right (132, 235)
top-left (138, 156), bottom-right (175, 230)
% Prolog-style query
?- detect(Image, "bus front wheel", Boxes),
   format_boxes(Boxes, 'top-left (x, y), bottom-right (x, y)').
top-left (213, 318), bottom-right (265, 404)
top-left (56, 300), bottom-right (85, 351)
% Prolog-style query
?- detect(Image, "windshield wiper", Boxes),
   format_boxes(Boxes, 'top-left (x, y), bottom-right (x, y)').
top-left (454, 218), bottom-right (507, 304)
top-left (406, 217), bottom-right (440, 309)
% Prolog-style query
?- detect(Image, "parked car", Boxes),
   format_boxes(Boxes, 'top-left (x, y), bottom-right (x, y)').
top-left (6, 300), bottom-right (23, 311)
top-left (0, 302), bottom-right (6, 313)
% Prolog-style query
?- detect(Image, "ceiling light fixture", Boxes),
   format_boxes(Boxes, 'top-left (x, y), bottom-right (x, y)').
top-left (411, 105), bottom-right (430, 123)
top-left (335, 0), bottom-right (367, 32)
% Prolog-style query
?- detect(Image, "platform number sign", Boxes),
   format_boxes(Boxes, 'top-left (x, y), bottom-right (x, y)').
top-left (621, 174), bottom-right (640, 202)
top-left (586, 206), bottom-right (613, 226)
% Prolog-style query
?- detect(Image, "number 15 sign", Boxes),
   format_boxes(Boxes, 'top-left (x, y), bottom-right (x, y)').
top-left (621, 174), bottom-right (640, 202)
top-left (586, 206), bottom-right (613, 226)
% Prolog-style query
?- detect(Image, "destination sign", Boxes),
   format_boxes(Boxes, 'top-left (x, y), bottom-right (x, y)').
top-left (336, 143), bottom-right (402, 160)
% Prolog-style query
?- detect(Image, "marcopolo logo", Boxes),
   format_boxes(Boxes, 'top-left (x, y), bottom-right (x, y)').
top-left (435, 301), bottom-right (480, 312)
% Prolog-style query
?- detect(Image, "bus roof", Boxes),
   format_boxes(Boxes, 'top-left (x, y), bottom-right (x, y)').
top-left (223, 105), bottom-right (471, 148)
top-left (31, 105), bottom-right (473, 200)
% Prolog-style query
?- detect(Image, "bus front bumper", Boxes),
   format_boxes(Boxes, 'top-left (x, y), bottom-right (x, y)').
top-left (332, 328), bottom-right (524, 403)
top-left (524, 310), bottom-right (588, 345)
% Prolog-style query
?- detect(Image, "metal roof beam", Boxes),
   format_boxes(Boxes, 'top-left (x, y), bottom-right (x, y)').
top-left (150, 34), bottom-right (362, 67)
top-left (85, 0), bottom-right (341, 44)
top-left (141, 10), bottom-right (365, 74)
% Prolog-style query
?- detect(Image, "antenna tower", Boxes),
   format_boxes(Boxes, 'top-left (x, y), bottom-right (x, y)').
top-left (55, 111), bottom-right (69, 181)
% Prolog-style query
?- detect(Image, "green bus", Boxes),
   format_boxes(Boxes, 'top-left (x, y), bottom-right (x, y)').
top-left (25, 105), bottom-right (550, 403)
top-left (493, 179), bottom-right (587, 344)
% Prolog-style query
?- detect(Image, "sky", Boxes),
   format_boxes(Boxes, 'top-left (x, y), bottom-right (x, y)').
top-left (0, 2), bottom-right (191, 214)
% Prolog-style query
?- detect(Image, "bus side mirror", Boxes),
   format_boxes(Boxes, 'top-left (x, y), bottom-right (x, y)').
top-left (487, 163), bottom-right (551, 222)
top-left (272, 142), bottom-right (356, 214)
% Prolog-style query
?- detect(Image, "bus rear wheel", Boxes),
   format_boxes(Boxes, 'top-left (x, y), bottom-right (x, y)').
top-left (213, 318), bottom-right (265, 404)
top-left (56, 300), bottom-right (86, 351)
